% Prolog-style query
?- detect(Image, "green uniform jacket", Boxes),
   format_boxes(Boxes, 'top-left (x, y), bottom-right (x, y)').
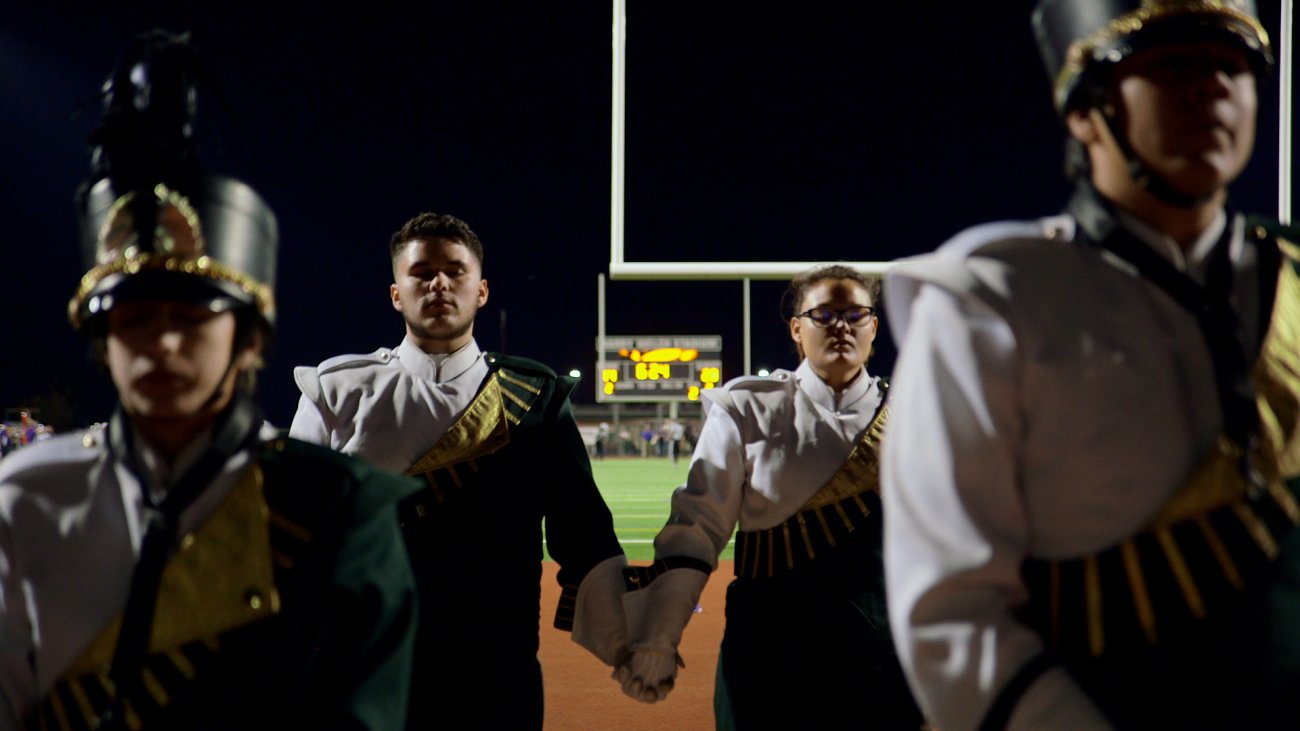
top-left (23, 436), bottom-right (421, 731)
top-left (399, 353), bottom-right (625, 730)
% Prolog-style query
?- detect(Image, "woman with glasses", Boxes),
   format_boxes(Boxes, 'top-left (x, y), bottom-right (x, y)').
top-left (614, 264), bottom-right (922, 729)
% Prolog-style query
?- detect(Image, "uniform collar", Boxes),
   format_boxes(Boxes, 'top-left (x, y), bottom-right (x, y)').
top-left (397, 336), bottom-right (484, 384)
top-left (1116, 208), bottom-right (1229, 284)
top-left (131, 425), bottom-right (212, 501)
top-left (1068, 181), bottom-right (1234, 286)
top-left (795, 359), bottom-right (876, 415)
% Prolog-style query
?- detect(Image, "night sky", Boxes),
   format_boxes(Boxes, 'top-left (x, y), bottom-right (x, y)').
top-left (1, 1), bottom-right (1289, 429)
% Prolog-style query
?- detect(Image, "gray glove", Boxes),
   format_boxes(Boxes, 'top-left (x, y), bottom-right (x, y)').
top-left (614, 567), bottom-right (708, 704)
top-left (616, 648), bottom-right (685, 703)
top-left (571, 555), bottom-right (631, 667)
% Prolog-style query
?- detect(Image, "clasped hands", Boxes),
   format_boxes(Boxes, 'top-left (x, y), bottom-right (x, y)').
top-left (612, 646), bottom-right (685, 703)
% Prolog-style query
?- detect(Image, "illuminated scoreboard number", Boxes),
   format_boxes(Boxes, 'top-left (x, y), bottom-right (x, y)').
top-left (597, 335), bottom-right (722, 402)
top-left (686, 366), bottom-right (722, 401)
top-left (635, 361), bottom-right (673, 381)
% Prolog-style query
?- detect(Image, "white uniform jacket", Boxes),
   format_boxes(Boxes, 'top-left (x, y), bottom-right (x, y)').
top-left (0, 423), bottom-right (273, 726)
top-left (881, 211), bottom-right (1264, 731)
top-left (655, 359), bottom-right (885, 566)
top-left (289, 335), bottom-right (630, 671)
top-left (289, 336), bottom-right (489, 472)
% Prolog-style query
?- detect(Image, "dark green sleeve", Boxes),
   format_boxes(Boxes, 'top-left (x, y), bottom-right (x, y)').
top-left (265, 442), bottom-right (421, 731)
top-left (320, 492), bottom-right (418, 730)
top-left (539, 376), bottom-right (625, 630)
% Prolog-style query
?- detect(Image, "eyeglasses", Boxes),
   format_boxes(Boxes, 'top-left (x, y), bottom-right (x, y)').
top-left (797, 306), bottom-right (876, 328)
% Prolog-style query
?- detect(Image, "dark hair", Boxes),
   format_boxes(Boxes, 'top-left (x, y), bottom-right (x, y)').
top-left (781, 264), bottom-right (880, 320)
top-left (1060, 73), bottom-right (1109, 181)
top-left (388, 212), bottom-right (484, 268)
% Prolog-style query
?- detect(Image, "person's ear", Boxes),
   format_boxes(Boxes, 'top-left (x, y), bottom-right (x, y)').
top-left (236, 328), bottom-right (265, 371)
top-left (1066, 107), bottom-right (1100, 145)
top-left (789, 316), bottom-right (805, 359)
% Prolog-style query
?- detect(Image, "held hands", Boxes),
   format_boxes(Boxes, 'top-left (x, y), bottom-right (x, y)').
top-left (571, 556), bottom-right (632, 667)
top-left (613, 647), bottom-right (685, 703)
top-left (613, 566), bottom-right (709, 704)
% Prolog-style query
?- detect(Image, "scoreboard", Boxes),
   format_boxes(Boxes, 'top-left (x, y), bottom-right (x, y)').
top-left (596, 335), bottom-right (722, 403)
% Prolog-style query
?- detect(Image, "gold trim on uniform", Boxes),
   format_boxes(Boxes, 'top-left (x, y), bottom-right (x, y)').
top-left (68, 185), bottom-right (275, 327)
top-left (97, 185), bottom-right (207, 265)
top-left (402, 368), bottom-right (545, 514)
top-left (1257, 245), bottom-right (1300, 477)
top-left (1085, 556), bottom-right (1103, 657)
top-left (34, 465), bottom-right (281, 729)
top-left (781, 523), bottom-right (794, 571)
top-left (814, 508), bottom-right (836, 548)
top-left (1120, 540), bottom-right (1158, 643)
top-left (268, 511), bottom-right (313, 544)
top-left (500, 386), bottom-right (531, 412)
top-left (1154, 527), bottom-right (1205, 618)
top-left (802, 404), bottom-right (888, 511)
top-left (498, 369), bottom-right (542, 395)
top-left (406, 375), bottom-right (513, 476)
top-left (124, 699), bottom-right (143, 731)
top-left (734, 403), bottom-right (890, 579)
top-left (68, 252), bottom-right (275, 328)
top-left (1053, 1), bottom-right (1270, 109)
top-left (1025, 242), bottom-right (1300, 657)
top-left (62, 464), bottom-right (279, 679)
top-left (1195, 515), bottom-right (1244, 589)
top-left (142, 666), bottom-right (169, 706)
top-left (166, 648), bottom-right (197, 680)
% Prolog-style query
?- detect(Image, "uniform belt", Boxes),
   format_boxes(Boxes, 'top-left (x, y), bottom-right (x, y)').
top-left (1021, 473), bottom-right (1300, 659)
top-left (733, 488), bottom-right (881, 580)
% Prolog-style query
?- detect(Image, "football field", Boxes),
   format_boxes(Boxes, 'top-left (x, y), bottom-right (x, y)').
top-left (545, 456), bottom-right (736, 562)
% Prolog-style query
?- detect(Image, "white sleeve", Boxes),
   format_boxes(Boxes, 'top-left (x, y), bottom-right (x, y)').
top-left (882, 282), bottom-right (1112, 731)
top-left (0, 507), bottom-right (35, 727)
top-left (652, 399), bottom-right (747, 567)
top-left (288, 366), bottom-right (331, 446)
top-left (287, 393), bottom-right (330, 446)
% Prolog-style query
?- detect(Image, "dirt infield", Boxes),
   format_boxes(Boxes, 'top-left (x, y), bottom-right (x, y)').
top-left (539, 560), bottom-right (731, 731)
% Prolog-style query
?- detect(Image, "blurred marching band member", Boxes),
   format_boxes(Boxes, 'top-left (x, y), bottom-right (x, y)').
top-left (883, 1), bottom-right (1300, 728)
top-left (0, 31), bottom-right (418, 729)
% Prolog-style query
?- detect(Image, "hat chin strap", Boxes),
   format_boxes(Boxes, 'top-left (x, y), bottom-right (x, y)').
top-left (195, 316), bottom-right (263, 416)
top-left (1098, 106), bottom-right (1212, 209)
top-left (194, 349), bottom-right (242, 416)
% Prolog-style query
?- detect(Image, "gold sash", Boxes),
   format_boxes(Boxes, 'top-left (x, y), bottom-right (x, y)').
top-left (734, 401), bottom-right (890, 579)
top-left (1024, 243), bottom-right (1300, 658)
top-left (33, 456), bottom-right (308, 731)
top-left (402, 369), bottom-right (542, 510)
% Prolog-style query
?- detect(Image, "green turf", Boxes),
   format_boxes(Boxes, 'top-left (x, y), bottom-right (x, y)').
top-left (544, 456), bottom-right (736, 562)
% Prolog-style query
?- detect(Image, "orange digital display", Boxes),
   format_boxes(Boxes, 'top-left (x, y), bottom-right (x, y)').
top-left (596, 335), bottom-right (722, 403)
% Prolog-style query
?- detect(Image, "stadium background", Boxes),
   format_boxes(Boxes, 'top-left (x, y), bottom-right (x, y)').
top-left (5, 1), bottom-right (1287, 431)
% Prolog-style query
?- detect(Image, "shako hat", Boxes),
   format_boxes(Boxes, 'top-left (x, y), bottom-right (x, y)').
top-left (1032, 0), bottom-right (1272, 114)
top-left (69, 30), bottom-right (278, 335)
